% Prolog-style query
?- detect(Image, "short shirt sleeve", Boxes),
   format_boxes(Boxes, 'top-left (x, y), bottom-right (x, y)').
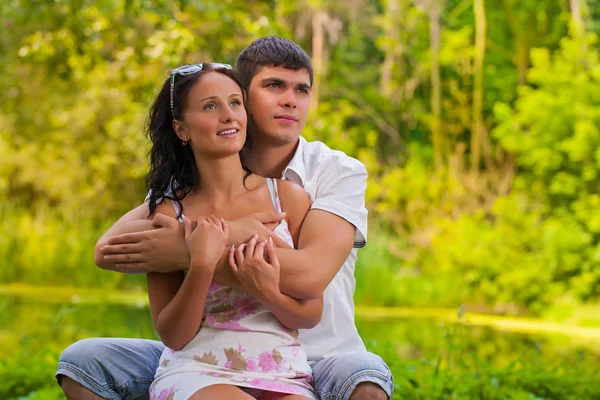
top-left (310, 156), bottom-right (368, 248)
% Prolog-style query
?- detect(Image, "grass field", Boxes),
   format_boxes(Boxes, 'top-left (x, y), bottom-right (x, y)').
top-left (1, 286), bottom-right (599, 400)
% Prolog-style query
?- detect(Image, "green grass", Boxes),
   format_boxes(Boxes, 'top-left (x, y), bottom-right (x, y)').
top-left (362, 320), bottom-right (600, 400)
top-left (4, 339), bottom-right (600, 400)
top-left (2, 292), bottom-right (600, 400)
top-left (3, 325), bottom-right (599, 400)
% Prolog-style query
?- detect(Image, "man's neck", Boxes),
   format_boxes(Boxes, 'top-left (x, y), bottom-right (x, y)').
top-left (245, 138), bottom-right (300, 179)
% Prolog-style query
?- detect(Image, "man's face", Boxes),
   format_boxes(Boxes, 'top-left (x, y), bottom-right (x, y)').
top-left (246, 66), bottom-right (311, 146)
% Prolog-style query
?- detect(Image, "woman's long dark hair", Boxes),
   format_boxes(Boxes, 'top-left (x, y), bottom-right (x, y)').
top-left (145, 65), bottom-right (249, 218)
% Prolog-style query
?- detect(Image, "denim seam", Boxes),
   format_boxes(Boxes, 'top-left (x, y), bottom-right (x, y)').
top-left (117, 376), bottom-right (155, 386)
top-left (114, 376), bottom-right (154, 397)
top-left (115, 378), bottom-right (132, 398)
top-left (57, 362), bottom-right (119, 399)
top-left (335, 369), bottom-right (392, 400)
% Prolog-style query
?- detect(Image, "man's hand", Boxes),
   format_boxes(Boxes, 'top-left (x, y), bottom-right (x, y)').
top-left (100, 214), bottom-right (190, 273)
top-left (226, 211), bottom-right (286, 246)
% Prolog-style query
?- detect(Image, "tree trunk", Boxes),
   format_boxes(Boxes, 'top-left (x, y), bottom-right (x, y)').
top-left (311, 11), bottom-right (325, 111)
top-left (430, 1), bottom-right (443, 169)
top-left (571, 0), bottom-right (584, 35)
top-left (503, 0), bottom-right (529, 86)
top-left (471, 0), bottom-right (487, 173)
top-left (381, 0), bottom-right (399, 96)
top-left (570, 0), bottom-right (589, 39)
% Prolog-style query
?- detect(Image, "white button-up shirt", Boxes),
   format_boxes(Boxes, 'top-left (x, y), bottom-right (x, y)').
top-left (283, 137), bottom-right (367, 363)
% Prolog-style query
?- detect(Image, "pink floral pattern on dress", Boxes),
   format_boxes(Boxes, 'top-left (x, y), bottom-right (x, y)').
top-left (248, 378), bottom-right (308, 395)
top-left (149, 384), bottom-right (179, 400)
top-left (273, 217), bottom-right (294, 246)
top-left (258, 350), bottom-right (284, 373)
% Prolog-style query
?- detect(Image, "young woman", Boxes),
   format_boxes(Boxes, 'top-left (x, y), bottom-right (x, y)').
top-left (132, 64), bottom-right (322, 400)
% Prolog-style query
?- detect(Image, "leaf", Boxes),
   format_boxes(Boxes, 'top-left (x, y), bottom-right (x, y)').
top-left (272, 349), bottom-right (283, 365)
top-left (194, 352), bottom-right (218, 366)
top-left (223, 347), bottom-right (248, 371)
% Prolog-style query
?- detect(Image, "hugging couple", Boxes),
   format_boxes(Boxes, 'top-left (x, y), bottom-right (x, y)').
top-left (56, 36), bottom-right (394, 400)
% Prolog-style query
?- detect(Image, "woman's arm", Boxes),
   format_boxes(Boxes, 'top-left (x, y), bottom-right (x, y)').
top-left (146, 204), bottom-right (224, 351)
top-left (147, 266), bottom-right (213, 351)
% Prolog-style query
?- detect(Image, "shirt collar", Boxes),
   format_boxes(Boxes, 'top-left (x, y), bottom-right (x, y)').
top-left (282, 136), bottom-right (306, 185)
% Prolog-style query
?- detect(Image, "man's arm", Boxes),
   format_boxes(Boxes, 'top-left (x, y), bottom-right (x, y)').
top-left (229, 236), bottom-right (324, 329)
top-left (275, 210), bottom-right (356, 299)
top-left (100, 210), bottom-right (285, 274)
top-left (276, 157), bottom-right (368, 299)
top-left (94, 202), bottom-right (153, 273)
top-left (213, 210), bottom-right (356, 299)
top-left (215, 158), bottom-right (368, 300)
top-left (95, 202), bottom-right (190, 274)
top-left (103, 155), bottom-right (367, 296)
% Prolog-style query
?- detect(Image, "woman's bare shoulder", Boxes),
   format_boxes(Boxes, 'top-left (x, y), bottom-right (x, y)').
top-left (151, 200), bottom-right (179, 220)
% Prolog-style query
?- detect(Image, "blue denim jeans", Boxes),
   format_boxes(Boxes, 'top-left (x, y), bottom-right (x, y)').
top-left (57, 338), bottom-right (393, 400)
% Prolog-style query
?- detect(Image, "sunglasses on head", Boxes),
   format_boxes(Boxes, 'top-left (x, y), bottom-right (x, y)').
top-left (170, 63), bottom-right (233, 119)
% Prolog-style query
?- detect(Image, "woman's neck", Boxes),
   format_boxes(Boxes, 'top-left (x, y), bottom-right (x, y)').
top-left (193, 153), bottom-right (248, 202)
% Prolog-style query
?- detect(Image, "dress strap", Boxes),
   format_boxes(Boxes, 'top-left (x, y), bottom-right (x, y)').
top-left (169, 199), bottom-right (184, 222)
top-left (266, 178), bottom-right (282, 213)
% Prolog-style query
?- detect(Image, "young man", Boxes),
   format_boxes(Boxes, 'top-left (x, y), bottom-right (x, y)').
top-left (57, 36), bottom-right (393, 400)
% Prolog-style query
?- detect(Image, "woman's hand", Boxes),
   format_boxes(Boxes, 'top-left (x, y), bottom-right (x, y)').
top-left (183, 215), bottom-right (228, 270)
top-left (228, 234), bottom-right (281, 301)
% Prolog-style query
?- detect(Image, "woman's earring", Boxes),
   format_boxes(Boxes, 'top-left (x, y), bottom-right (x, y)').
top-left (181, 136), bottom-right (189, 146)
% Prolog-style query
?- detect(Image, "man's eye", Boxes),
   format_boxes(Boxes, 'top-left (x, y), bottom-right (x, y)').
top-left (267, 83), bottom-right (281, 88)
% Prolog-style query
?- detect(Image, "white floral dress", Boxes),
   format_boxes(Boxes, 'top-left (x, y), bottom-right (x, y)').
top-left (149, 178), bottom-right (316, 400)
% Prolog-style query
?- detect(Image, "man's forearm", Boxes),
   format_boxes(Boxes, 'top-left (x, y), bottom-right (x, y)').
top-left (259, 292), bottom-right (323, 329)
top-left (213, 246), bottom-right (327, 299)
top-left (212, 248), bottom-right (245, 290)
top-left (273, 247), bottom-right (332, 300)
top-left (214, 246), bottom-right (342, 300)
top-left (94, 219), bottom-right (155, 273)
top-left (273, 210), bottom-right (356, 300)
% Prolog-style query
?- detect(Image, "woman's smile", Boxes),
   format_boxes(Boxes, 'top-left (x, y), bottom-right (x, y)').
top-left (216, 127), bottom-right (239, 138)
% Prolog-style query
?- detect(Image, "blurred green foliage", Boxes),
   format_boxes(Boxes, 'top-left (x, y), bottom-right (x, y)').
top-left (2, 0), bottom-right (600, 317)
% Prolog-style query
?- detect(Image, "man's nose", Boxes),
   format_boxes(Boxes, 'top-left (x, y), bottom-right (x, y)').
top-left (280, 88), bottom-right (297, 108)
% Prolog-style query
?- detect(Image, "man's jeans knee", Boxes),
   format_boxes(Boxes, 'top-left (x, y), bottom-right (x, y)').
top-left (311, 351), bottom-right (393, 400)
top-left (57, 338), bottom-right (164, 400)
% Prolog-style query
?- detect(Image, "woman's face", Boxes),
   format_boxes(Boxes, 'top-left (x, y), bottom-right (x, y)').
top-left (175, 72), bottom-right (247, 158)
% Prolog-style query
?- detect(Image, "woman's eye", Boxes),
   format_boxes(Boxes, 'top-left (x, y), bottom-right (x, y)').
top-left (204, 103), bottom-right (216, 110)
top-left (231, 100), bottom-right (241, 106)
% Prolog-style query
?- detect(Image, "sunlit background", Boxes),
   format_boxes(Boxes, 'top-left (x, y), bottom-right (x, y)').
top-left (2, 0), bottom-right (600, 398)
